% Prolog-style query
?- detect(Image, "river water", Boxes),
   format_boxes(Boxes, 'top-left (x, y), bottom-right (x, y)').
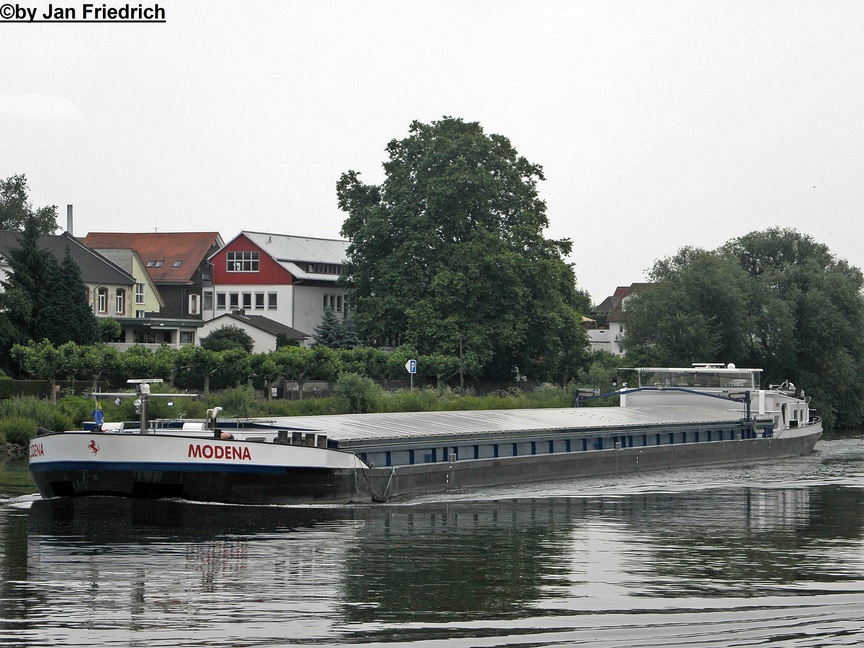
top-left (0, 433), bottom-right (862, 647)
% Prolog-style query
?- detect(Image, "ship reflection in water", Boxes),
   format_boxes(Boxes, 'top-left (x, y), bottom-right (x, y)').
top-left (6, 439), bottom-right (864, 647)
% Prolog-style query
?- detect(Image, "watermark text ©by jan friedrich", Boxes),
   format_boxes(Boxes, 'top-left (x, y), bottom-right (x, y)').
top-left (0, 3), bottom-right (166, 22)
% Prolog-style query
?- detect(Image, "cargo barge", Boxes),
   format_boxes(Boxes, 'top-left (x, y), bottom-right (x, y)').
top-left (29, 364), bottom-right (822, 504)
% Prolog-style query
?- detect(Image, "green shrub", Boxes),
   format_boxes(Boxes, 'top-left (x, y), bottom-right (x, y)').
top-left (57, 396), bottom-right (99, 427)
top-left (258, 398), bottom-right (338, 416)
top-left (0, 397), bottom-right (73, 432)
top-left (203, 385), bottom-right (260, 418)
top-left (0, 376), bottom-right (13, 400)
top-left (335, 373), bottom-right (382, 414)
top-left (0, 416), bottom-right (38, 445)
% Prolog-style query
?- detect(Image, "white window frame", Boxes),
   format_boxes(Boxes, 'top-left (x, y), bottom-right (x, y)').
top-left (97, 288), bottom-right (108, 314)
top-left (226, 251), bottom-right (259, 272)
top-left (115, 289), bottom-right (125, 316)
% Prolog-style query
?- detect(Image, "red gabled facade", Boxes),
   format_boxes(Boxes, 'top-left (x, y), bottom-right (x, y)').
top-left (209, 233), bottom-right (295, 285)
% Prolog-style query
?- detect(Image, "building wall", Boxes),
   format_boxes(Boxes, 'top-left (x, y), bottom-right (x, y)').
top-left (86, 281), bottom-right (136, 318)
top-left (209, 235), bottom-right (294, 286)
top-left (293, 284), bottom-right (349, 341)
top-left (587, 322), bottom-right (625, 356)
top-left (207, 284), bottom-right (292, 325)
top-left (128, 254), bottom-right (162, 317)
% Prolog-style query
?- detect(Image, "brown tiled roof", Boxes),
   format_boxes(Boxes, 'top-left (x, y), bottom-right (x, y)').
top-left (81, 232), bottom-right (222, 283)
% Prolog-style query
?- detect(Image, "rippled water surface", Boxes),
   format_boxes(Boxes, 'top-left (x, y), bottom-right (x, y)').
top-left (1, 434), bottom-right (863, 647)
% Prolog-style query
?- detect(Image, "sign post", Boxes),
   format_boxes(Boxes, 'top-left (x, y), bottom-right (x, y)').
top-left (405, 358), bottom-right (417, 389)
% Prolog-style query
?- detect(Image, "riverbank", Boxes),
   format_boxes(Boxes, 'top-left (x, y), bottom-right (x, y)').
top-left (2, 443), bottom-right (27, 458)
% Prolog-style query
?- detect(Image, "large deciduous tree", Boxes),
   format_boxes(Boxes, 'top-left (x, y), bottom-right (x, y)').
top-left (0, 174), bottom-right (58, 233)
top-left (625, 228), bottom-right (864, 430)
top-left (337, 117), bottom-right (590, 381)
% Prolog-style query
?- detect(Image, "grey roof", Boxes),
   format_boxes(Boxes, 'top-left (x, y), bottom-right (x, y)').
top-left (211, 311), bottom-right (308, 340)
top-left (0, 231), bottom-right (134, 285)
top-left (92, 247), bottom-right (135, 273)
top-left (238, 231), bottom-right (348, 281)
top-left (260, 405), bottom-right (745, 446)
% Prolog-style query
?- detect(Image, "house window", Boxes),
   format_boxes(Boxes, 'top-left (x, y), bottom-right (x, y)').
top-left (180, 331), bottom-right (195, 345)
top-left (203, 290), bottom-right (213, 312)
top-left (97, 288), bottom-right (108, 314)
top-left (136, 310), bottom-right (146, 318)
top-left (115, 289), bottom-right (126, 316)
top-left (242, 293), bottom-right (252, 309)
top-left (189, 294), bottom-right (201, 316)
top-left (323, 293), bottom-right (343, 313)
top-left (216, 292), bottom-right (226, 310)
top-left (135, 283), bottom-right (145, 304)
top-left (307, 263), bottom-right (343, 275)
top-left (226, 251), bottom-right (259, 272)
top-left (229, 292), bottom-right (239, 309)
top-left (268, 292), bottom-right (277, 309)
top-left (255, 292), bottom-right (265, 310)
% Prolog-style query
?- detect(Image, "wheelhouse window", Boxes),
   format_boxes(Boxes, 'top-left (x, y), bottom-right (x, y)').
top-left (227, 251), bottom-right (259, 272)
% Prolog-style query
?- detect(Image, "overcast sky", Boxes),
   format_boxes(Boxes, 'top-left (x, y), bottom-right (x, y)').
top-left (2, 0), bottom-right (863, 303)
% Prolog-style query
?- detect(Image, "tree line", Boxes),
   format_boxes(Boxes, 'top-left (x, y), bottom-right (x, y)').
top-left (623, 228), bottom-right (864, 430)
top-left (8, 338), bottom-right (465, 398)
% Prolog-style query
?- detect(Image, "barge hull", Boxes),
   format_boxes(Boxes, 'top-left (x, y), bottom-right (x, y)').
top-left (365, 429), bottom-right (822, 500)
top-left (29, 464), bottom-right (371, 505)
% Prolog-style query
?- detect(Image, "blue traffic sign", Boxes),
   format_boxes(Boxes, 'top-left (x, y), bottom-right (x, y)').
top-left (405, 359), bottom-right (417, 374)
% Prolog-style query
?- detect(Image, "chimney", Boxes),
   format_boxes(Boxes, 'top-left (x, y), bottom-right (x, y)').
top-left (66, 205), bottom-right (73, 235)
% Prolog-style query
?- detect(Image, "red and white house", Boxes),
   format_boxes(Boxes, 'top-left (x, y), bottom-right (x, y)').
top-left (205, 231), bottom-right (349, 344)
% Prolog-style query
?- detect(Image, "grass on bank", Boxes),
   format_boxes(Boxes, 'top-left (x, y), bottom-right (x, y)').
top-left (0, 375), bottom-right (582, 446)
